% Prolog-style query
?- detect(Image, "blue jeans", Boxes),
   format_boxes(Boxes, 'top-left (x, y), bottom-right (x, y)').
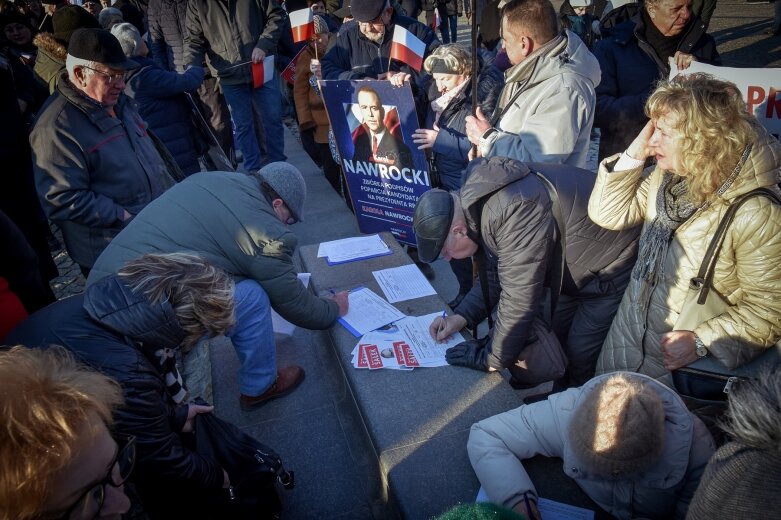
top-left (222, 78), bottom-right (286, 171)
top-left (440, 14), bottom-right (458, 43)
top-left (228, 280), bottom-right (277, 396)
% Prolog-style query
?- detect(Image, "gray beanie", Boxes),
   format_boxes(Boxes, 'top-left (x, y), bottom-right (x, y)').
top-left (110, 22), bottom-right (141, 57)
top-left (567, 374), bottom-right (665, 478)
top-left (257, 162), bottom-right (307, 222)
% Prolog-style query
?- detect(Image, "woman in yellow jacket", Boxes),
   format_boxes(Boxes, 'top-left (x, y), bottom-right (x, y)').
top-left (588, 74), bottom-right (781, 385)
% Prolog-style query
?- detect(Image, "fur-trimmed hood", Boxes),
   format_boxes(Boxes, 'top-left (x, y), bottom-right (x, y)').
top-left (34, 32), bottom-right (66, 61)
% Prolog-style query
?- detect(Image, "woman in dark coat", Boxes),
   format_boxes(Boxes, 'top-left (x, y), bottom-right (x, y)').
top-left (112, 22), bottom-right (205, 176)
top-left (5, 253), bottom-right (236, 518)
top-left (412, 44), bottom-right (504, 307)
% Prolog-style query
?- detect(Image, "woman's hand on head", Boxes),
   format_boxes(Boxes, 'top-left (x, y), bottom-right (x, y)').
top-left (626, 119), bottom-right (656, 161)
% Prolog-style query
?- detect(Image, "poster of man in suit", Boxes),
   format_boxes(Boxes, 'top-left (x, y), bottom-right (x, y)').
top-left (321, 80), bottom-right (431, 245)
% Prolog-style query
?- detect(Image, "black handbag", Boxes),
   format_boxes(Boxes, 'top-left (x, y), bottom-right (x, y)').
top-left (672, 188), bottom-right (781, 403)
top-left (192, 402), bottom-right (294, 519)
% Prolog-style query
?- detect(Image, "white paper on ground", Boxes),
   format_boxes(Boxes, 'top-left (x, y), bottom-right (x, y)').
top-left (271, 273), bottom-right (311, 335)
top-left (372, 264), bottom-right (437, 303)
top-left (476, 487), bottom-right (595, 520)
top-left (316, 234), bottom-right (390, 262)
top-left (338, 287), bottom-right (406, 336)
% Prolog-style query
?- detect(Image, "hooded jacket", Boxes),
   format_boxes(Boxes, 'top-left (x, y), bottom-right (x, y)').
top-left (467, 372), bottom-right (715, 519)
top-left (589, 126), bottom-right (781, 382)
top-left (592, 13), bottom-right (720, 160)
top-left (124, 55), bottom-right (205, 176)
top-left (424, 62), bottom-right (504, 191)
top-left (32, 32), bottom-right (66, 94)
top-left (479, 30), bottom-right (600, 168)
top-left (454, 158), bottom-right (640, 370)
top-left (87, 171), bottom-right (339, 330)
top-left (4, 275), bottom-right (224, 492)
top-left (182, 0), bottom-right (285, 86)
top-left (30, 74), bottom-right (173, 269)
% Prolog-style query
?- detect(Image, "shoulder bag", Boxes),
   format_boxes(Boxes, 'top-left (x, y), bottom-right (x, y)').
top-left (673, 188), bottom-right (781, 402)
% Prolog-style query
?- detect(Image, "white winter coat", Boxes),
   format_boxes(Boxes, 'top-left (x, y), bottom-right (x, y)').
top-left (467, 372), bottom-right (715, 519)
top-left (479, 30), bottom-right (601, 168)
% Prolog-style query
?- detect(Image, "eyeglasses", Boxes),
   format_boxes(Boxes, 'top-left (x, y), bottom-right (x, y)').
top-left (60, 435), bottom-right (136, 520)
top-left (81, 66), bottom-right (125, 85)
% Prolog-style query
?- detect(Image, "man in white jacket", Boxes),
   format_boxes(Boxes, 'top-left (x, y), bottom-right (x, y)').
top-left (465, 0), bottom-right (600, 168)
top-left (467, 372), bottom-right (715, 519)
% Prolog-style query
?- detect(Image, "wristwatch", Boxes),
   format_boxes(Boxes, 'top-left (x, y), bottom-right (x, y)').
top-left (694, 335), bottom-right (708, 358)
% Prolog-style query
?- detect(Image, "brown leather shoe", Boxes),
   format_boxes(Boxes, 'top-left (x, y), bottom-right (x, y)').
top-left (240, 366), bottom-right (305, 410)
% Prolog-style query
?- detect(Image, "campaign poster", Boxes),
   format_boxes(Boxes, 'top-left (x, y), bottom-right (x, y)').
top-left (671, 61), bottom-right (781, 138)
top-left (320, 80), bottom-right (432, 245)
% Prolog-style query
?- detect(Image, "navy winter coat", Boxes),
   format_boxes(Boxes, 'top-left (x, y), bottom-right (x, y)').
top-left (124, 56), bottom-right (205, 176)
top-left (147, 0), bottom-right (188, 72)
top-left (424, 63), bottom-right (504, 191)
top-left (593, 13), bottom-right (720, 159)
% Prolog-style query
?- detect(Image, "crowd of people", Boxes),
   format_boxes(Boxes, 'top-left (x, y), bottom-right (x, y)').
top-left (1, 0), bottom-right (780, 518)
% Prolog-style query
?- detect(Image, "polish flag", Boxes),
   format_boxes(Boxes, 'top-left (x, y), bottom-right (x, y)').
top-left (252, 55), bottom-right (275, 88)
top-left (289, 8), bottom-right (314, 43)
top-left (390, 26), bottom-right (426, 72)
top-left (432, 9), bottom-right (441, 30)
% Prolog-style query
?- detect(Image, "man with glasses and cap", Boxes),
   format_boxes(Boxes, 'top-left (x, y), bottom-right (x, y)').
top-left (412, 157), bottom-right (640, 391)
top-left (86, 164), bottom-right (350, 411)
top-left (30, 27), bottom-right (172, 277)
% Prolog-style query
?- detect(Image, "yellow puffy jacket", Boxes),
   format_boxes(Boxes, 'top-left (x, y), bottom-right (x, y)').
top-left (588, 127), bottom-right (781, 383)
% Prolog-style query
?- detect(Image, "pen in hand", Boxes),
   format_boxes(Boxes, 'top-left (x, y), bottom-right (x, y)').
top-left (437, 310), bottom-right (447, 340)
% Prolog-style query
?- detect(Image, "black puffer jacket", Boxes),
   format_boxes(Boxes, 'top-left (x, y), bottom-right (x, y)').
top-left (147, 0), bottom-right (188, 72)
top-left (424, 62), bottom-right (504, 190)
top-left (4, 274), bottom-right (225, 492)
top-left (454, 157), bottom-right (640, 370)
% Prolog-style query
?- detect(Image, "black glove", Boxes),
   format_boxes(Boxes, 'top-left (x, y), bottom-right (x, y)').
top-left (445, 337), bottom-right (490, 371)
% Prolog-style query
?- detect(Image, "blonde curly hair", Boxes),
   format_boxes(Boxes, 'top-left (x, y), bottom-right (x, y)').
top-left (646, 74), bottom-right (758, 205)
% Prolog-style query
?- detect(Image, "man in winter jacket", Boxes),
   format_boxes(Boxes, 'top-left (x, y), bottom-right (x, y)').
top-left (30, 28), bottom-right (172, 276)
top-left (87, 163), bottom-right (349, 409)
top-left (467, 372), bottom-right (715, 519)
top-left (6, 253), bottom-right (238, 518)
top-left (413, 157), bottom-right (640, 386)
top-left (321, 0), bottom-right (439, 109)
top-left (592, 0), bottom-right (720, 159)
top-left (183, 0), bottom-right (286, 171)
top-left (465, 0), bottom-right (600, 168)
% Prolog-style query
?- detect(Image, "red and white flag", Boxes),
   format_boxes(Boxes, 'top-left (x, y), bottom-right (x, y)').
top-left (390, 26), bottom-right (426, 72)
top-left (289, 8), bottom-right (314, 43)
top-left (251, 55), bottom-right (275, 88)
top-left (432, 9), bottom-right (441, 30)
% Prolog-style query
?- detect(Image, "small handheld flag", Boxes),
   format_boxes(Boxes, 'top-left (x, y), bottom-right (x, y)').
top-left (252, 55), bottom-right (275, 88)
top-left (289, 8), bottom-right (315, 43)
top-left (390, 26), bottom-right (426, 72)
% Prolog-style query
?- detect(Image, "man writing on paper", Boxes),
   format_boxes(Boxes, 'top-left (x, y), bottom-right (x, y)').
top-left (413, 158), bottom-right (640, 389)
top-left (464, 0), bottom-right (600, 168)
top-left (88, 164), bottom-right (349, 410)
top-left (352, 86), bottom-right (413, 166)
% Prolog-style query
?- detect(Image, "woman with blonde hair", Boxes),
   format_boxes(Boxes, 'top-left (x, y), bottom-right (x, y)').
top-left (4, 252), bottom-right (239, 518)
top-left (0, 345), bottom-right (130, 520)
top-left (589, 73), bottom-right (781, 383)
top-left (412, 43), bottom-right (504, 307)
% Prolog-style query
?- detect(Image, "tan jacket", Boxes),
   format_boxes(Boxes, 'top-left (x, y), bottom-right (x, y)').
top-left (588, 127), bottom-right (781, 382)
top-left (294, 46), bottom-right (331, 144)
